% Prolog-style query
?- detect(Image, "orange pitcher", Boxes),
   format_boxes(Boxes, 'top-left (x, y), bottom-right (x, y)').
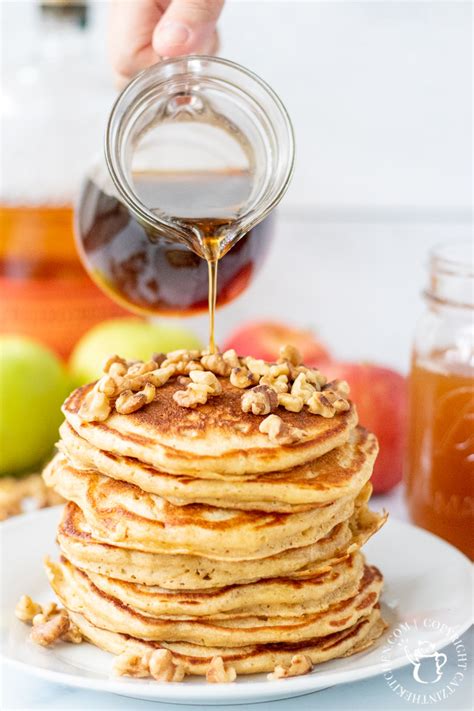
top-left (405, 242), bottom-right (474, 559)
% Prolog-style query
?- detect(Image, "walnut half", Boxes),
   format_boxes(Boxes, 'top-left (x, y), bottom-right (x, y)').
top-left (173, 371), bottom-right (222, 408)
top-left (259, 414), bottom-right (306, 445)
top-left (267, 654), bottom-right (313, 680)
top-left (115, 383), bottom-right (156, 414)
top-left (206, 656), bottom-right (237, 683)
top-left (112, 650), bottom-right (152, 679)
top-left (30, 609), bottom-right (70, 647)
top-left (15, 595), bottom-right (83, 647)
top-left (278, 344), bottom-right (302, 366)
top-left (15, 595), bottom-right (41, 622)
top-left (149, 649), bottom-right (186, 682)
top-left (241, 385), bottom-right (278, 415)
top-left (78, 387), bottom-right (111, 422)
top-left (112, 648), bottom-right (186, 682)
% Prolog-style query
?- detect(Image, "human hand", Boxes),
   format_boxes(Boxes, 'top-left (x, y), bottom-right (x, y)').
top-left (109, 0), bottom-right (224, 85)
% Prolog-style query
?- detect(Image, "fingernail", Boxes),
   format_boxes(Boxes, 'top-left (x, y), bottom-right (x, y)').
top-left (156, 21), bottom-right (191, 48)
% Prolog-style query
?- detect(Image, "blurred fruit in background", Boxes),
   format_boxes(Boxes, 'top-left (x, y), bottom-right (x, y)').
top-left (324, 362), bottom-right (407, 493)
top-left (70, 317), bottom-right (202, 385)
top-left (223, 320), bottom-right (331, 365)
top-left (0, 2), bottom-right (124, 359)
top-left (225, 320), bottom-right (407, 493)
top-left (0, 335), bottom-right (70, 476)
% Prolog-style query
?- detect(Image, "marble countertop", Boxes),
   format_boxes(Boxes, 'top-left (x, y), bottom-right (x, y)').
top-left (2, 486), bottom-right (472, 711)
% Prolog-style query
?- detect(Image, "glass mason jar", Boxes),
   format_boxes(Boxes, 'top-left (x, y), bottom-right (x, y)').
top-left (405, 241), bottom-right (474, 559)
top-left (75, 56), bottom-right (294, 317)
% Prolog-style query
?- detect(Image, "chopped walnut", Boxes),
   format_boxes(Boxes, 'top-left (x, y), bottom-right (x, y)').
top-left (30, 609), bottom-right (70, 647)
top-left (267, 654), bottom-right (313, 680)
top-left (114, 374), bottom-right (142, 392)
top-left (15, 595), bottom-right (41, 623)
top-left (269, 362), bottom-right (290, 378)
top-left (201, 353), bottom-right (231, 377)
top-left (127, 360), bottom-right (159, 377)
top-left (108, 363), bottom-right (128, 381)
top-left (16, 596), bottom-right (81, 647)
top-left (278, 344), bottom-right (302, 366)
top-left (189, 369), bottom-right (222, 395)
top-left (112, 650), bottom-right (152, 678)
top-left (289, 364), bottom-right (326, 389)
top-left (182, 360), bottom-right (205, 374)
top-left (291, 373), bottom-right (316, 403)
top-left (152, 352), bottom-right (166, 366)
top-left (173, 383), bottom-right (210, 408)
top-left (163, 349), bottom-right (201, 364)
top-left (32, 601), bottom-right (61, 626)
top-left (222, 349), bottom-right (241, 369)
top-left (259, 414), bottom-right (306, 445)
top-left (243, 356), bottom-right (270, 378)
top-left (278, 392), bottom-right (304, 413)
top-left (241, 385), bottom-right (278, 415)
top-left (321, 388), bottom-right (351, 412)
top-left (115, 384), bottom-right (155, 415)
top-left (62, 621), bottom-right (83, 644)
top-left (140, 382), bottom-right (155, 402)
top-left (149, 649), bottom-right (186, 682)
top-left (169, 360), bottom-right (204, 375)
top-left (147, 365), bottom-right (176, 387)
top-left (96, 375), bottom-right (118, 398)
top-left (206, 656), bottom-right (237, 683)
top-left (306, 392), bottom-right (336, 417)
top-left (230, 367), bottom-right (257, 389)
top-left (78, 388), bottom-right (111, 422)
top-left (260, 373), bottom-right (289, 394)
top-left (324, 379), bottom-right (350, 397)
top-left (102, 354), bottom-right (128, 376)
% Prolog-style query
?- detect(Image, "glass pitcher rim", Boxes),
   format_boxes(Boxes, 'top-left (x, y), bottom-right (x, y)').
top-left (104, 55), bottom-right (295, 241)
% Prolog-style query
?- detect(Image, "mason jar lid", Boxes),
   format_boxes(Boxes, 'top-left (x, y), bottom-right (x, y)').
top-left (426, 241), bottom-right (474, 310)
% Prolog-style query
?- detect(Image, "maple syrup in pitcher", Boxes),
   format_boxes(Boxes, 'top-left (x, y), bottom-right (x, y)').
top-left (76, 57), bottom-right (295, 350)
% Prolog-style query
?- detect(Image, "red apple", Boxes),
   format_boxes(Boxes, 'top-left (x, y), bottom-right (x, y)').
top-left (223, 321), bottom-right (331, 365)
top-left (324, 361), bottom-right (407, 493)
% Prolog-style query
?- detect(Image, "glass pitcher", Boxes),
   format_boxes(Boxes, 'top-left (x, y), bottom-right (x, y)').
top-left (75, 56), bottom-right (295, 318)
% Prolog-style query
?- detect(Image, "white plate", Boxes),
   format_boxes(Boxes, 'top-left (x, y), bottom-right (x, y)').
top-left (1, 507), bottom-right (472, 706)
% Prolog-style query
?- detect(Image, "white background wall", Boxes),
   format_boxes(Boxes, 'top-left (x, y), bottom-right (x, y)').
top-left (218, 0), bottom-right (472, 215)
top-left (1, 1), bottom-right (472, 370)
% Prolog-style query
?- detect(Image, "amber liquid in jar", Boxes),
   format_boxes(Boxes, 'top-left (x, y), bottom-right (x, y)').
top-left (77, 170), bottom-right (272, 350)
top-left (0, 205), bottom-right (125, 358)
top-left (406, 351), bottom-right (474, 559)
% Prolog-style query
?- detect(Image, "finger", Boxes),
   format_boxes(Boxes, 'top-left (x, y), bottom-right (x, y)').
top-left (152, 0), bottom-right (224, 57)
top-left (109, 0), bottom-right (163, 81)
top-left (198, 28), bottom-right (220, 56)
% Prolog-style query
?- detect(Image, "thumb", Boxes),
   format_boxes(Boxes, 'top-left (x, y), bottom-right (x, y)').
top-left (152, 0), bottom-right (224, 57)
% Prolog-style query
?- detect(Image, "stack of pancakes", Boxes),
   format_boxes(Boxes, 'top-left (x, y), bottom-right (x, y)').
top-left (43, 357), bottom-right (387, 678)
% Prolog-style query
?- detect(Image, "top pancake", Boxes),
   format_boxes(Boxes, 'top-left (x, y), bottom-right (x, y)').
top-left (63, 378), bottom-right (358, 476)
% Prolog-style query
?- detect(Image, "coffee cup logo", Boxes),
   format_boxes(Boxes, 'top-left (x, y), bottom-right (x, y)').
top-left (404, 641), bottom-right (447, 684)
top-left (381, 617), bottom-right (468, 705)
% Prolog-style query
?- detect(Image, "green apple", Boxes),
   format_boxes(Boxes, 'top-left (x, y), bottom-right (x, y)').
top-left (70, 318), bottom-right (202, 385)
top-left (0, 336), bottom-right (71, 476)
